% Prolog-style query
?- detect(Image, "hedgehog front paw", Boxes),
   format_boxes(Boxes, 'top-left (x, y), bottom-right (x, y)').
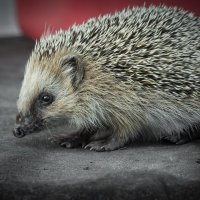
top-left (84, 137), bottom-right (126, 152)
top-left (49, 134), bottom-right (85, 148)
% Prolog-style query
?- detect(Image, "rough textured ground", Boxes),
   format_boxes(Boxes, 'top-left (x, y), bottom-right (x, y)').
top-left (0, 37), bottom-right (200, 200)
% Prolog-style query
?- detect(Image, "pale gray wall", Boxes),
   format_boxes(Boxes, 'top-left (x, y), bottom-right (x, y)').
top-left (0, 0), bottom-right (21, 37)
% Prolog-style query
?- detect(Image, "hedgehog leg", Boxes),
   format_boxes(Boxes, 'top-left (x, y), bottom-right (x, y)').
top-left (162, 132), bottom-right (200, 145)
top-left (162, 125), bottom-right (200, 145)
top-left (49, 134), bottom-right (83, 148)
top-left (85, 135), bottom-right (127, 152)
top-left (162, 135), bottom-right (191, 145)
top-left (49, 130), bottom-right (90, 148)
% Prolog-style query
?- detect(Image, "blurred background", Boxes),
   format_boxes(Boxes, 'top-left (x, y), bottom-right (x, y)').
top-left (0, 0), bottom-right (200, 40)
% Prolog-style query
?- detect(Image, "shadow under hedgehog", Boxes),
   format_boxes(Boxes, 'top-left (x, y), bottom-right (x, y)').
top-left (13, 6), bottom-right (200, 151)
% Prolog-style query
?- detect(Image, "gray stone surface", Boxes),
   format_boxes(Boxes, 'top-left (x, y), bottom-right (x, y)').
top-left (0, 37), bottom-right (200, 200)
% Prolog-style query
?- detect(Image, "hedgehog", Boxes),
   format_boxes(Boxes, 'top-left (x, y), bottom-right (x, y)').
top-left (13, 6), bottom-right (200, 151)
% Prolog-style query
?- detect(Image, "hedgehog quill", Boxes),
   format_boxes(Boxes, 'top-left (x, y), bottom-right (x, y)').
top-left (13, 6), bottom-right (200, 151)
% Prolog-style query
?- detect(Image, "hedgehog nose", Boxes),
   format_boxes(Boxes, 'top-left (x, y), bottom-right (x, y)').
top-left (13, 125), bottom-right (26, 138)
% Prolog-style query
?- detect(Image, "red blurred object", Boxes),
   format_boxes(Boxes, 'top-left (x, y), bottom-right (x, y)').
top-left (16, 0), bottom-right (200, 39)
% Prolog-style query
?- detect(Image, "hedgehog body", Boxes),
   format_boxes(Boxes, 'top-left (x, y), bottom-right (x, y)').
top-left (14, 6), bottom-right (200, 151)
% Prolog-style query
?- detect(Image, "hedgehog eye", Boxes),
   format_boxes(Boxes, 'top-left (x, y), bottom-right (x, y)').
top-left (39, 93), bottom-right (54, 106)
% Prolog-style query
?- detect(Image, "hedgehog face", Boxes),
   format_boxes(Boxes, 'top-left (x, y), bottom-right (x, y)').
top-left (13, 51), bottom-right (85, 138)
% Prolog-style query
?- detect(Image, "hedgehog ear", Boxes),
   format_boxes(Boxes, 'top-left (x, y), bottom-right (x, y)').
top-left (61, 55), bottom-right (84, 89)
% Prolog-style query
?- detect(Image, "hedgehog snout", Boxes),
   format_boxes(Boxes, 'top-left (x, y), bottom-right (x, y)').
top-left (13, 124), bottom-right (26, 138)
top-left (13, 113), bottom-right (44, 138)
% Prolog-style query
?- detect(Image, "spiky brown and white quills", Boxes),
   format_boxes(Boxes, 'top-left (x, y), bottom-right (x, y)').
top-left (13, 6), bottom-right (200, 151)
